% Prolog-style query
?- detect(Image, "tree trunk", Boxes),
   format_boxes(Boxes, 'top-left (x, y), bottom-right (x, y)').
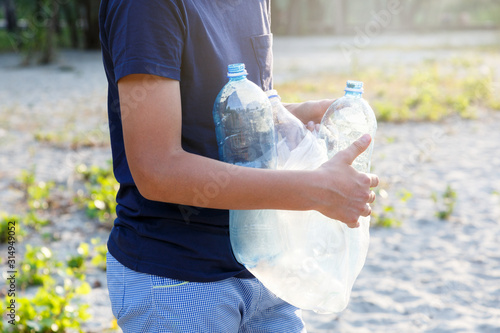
top-left (308, 0), bottom-right (322, 33)
top-left (40, 0), bottom-right (59, 64)
top-left (400, 0), bottom-right (423, 30)
top-left (81, 0), bottom-right (101, 49)
top-left (62, 1), bottom-right (79, 48)
top-left (4, 0), bottom-right (17, 32)
top-left (332, 0), bottom-right (347, 35)
top-left (270, 0), bottom-right (283, 34)
top-left (286, 0), bottom-right (311, 35)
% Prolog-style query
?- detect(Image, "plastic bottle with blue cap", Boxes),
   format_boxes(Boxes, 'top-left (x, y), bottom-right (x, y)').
top-left (213, 63), bottom-right (277, 169)
top-left (212, 76), bottom-right (377, 313)
top-left (213, 63), bottom-right (279, 267)
top-left (318, 80), bottom-right (377, 173)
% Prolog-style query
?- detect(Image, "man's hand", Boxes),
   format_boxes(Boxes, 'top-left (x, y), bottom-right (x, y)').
top-left (118, 74), bottom-right (377, 224)
top-left (283, 99), bottom-right (334, 130)
top-left (310, 134), bottom-right (379, 228)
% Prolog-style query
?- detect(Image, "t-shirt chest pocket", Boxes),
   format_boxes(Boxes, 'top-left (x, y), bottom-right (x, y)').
top-left (250, 33), bottom-right (273, 91)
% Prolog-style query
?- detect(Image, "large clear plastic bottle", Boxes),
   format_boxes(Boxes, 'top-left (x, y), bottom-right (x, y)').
top-left (267, 90), bottom-right (308, 151)
top-left (213, 63), bottom-right (279, 266)
top-left (266, 89), bottom-right (329, 170)
top-left (318, 80), bottom-right (377, 173)
top-left (233, 83), bottom-right (376, 313)
top-left (299, 80), bottom-right (376, 313)
top-left (212, 79), bottom-right (377, 313)
top-left (213, 63), bottom-right (277, 169)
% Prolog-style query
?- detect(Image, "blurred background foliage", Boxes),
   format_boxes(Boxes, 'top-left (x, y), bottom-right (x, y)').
top-left (1, 2), bottom-right (499, 330)
top-left (0, 0), bottom-right (499, 64)
top-left (271, 0), bottom-right (500, 35)
top-left (0, 0), bottom-right (99, 63)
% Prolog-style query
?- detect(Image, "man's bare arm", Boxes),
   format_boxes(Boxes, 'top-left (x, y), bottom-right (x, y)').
top-left (119, 74), bottom-right (378, 227)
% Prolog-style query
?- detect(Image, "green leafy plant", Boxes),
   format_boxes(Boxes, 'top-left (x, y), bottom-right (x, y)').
top-left (6, 0), bottom-right (62, 64)
top-left (371, 188), bottom-right (413, 228)
top-left (372, 204), bottom-right (401, 228)
top-left (71, 239), bottom-right (108, 272)
top-left (34, 128), bottom-right (110, 150)
top-left (274, 57), bottom-right (500, 123)
top-left (26, 180), bottom-right (55, 211)
top-left (0, 213), bottom-right (25, 244)
top-left (23, 211), bottom-right (50, 230)
top-left (66, 242), bottom-right (91, 280)
top-left (1, 245), bottom-right (92, 332)
top-left (17, 168), bottom-right (36, 189)
top-left (431, 184), bottom-right (458, 220)
top-left (75, 161), bottom-right (119, 225)
top-left (90, 238), bottom-right (108, 271)
top-left (2, 274), bottom-right (91, 333)
top-left (16, 169), bottom-right (53, 229)
top-left (18, 245), bottom-right (61, 290)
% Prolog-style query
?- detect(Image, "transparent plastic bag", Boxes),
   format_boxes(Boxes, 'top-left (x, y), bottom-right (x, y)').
top-left (229, 90), bottom-right (371, 313)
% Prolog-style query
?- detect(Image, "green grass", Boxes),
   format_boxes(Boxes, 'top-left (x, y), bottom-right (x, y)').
top-left (370, 188), bottom-right (413, 228)
top-left (16, 169), bottom-right (53, 229)
top-left (34, 127), bottom-right (110, 150)
top-left (432, 184), bottom-right (458, 221)
top-left (0, 24), bottom-right (83, 63)
top-left (0, 213), bottom-right (25, 243)
top-left (0, 30), bottom-right (16, 52)
top-left (75, 161), bottom-right (119, 226)
top-left (1, 246), bottom-right (91, 332)
top-left (275, 56), bottom-right (500, 122)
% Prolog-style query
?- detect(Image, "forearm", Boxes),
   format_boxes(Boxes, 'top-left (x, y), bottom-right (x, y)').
top-left (133, 148), bottom-right (316, 211)
top-left (118, 75), bottom-right (314, 211)
top-left (118, 74), bottom-right (377, 226)
top-left (282, 102), bottom-right (307, 123)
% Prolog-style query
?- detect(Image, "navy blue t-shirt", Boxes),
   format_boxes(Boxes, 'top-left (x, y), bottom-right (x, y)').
top-left (99, 0), bottom-right (273, 282)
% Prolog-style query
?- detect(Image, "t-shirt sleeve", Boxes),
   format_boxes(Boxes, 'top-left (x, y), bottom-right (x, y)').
top-left (103, 0), bottom-right (185, 82)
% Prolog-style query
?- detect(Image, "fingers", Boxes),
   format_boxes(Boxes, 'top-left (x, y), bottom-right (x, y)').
top-left (344, 203), bottom-right (372, 229)
top-left (343, 174), bottom-right (377, 228)
top-left (367, 173), bottom-right (379, 188)
top-left (306, 121), bottom-right (315, 132)
top-left (367, 190), bottom-right (376, 204)
top-left (339, 134), bottom-right (372, 165)
top-left (360, 203), bottom-right (372, 217)
top-left (306, 121), bottom-right (321, 134)
top-left (345, 221), bottom-right (360, 229)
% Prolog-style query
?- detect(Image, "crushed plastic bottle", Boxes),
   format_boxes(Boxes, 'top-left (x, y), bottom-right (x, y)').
top-left (213, 78), bottom-right (377, 314)
top-left (266, 90), bottom-right (327, 170)
top-left (266, 83), bottom-right (377, 313)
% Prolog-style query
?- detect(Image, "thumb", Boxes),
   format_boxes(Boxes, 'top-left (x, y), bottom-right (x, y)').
top-left (340, 134), bottom-right (371, 165)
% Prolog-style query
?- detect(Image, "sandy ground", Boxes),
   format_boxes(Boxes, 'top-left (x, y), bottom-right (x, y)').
top-left (1, 30), bottom-right (499, 332)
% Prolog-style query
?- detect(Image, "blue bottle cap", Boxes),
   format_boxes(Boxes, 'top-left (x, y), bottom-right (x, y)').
top-left (265, 89), bottom-right (281, 100)
top-left (345, 80), bottom-right (364, 93)
top-left (227, 63), bottom-right (248, 78)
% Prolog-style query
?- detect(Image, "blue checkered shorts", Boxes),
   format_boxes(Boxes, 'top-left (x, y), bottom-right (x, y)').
top-left (107, 253), bottom-right (306, 332)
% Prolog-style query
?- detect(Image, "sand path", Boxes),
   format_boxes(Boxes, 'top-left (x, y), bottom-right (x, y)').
top-left (1, 30), bottom-right (499, 332)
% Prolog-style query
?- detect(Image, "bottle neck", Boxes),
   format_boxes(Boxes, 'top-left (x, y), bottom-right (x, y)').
top-left (266, 90), bottom-right (281, 106)
top-left (344, 91), bottom-right (362, 98)
top-left (229, 75), bottom-right (247, 82)
top-left (344, 81), bottom-right (364, 98)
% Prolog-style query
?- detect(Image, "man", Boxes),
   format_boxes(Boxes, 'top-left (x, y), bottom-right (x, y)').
top-left (99, 0), bottom-right (378, 331)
